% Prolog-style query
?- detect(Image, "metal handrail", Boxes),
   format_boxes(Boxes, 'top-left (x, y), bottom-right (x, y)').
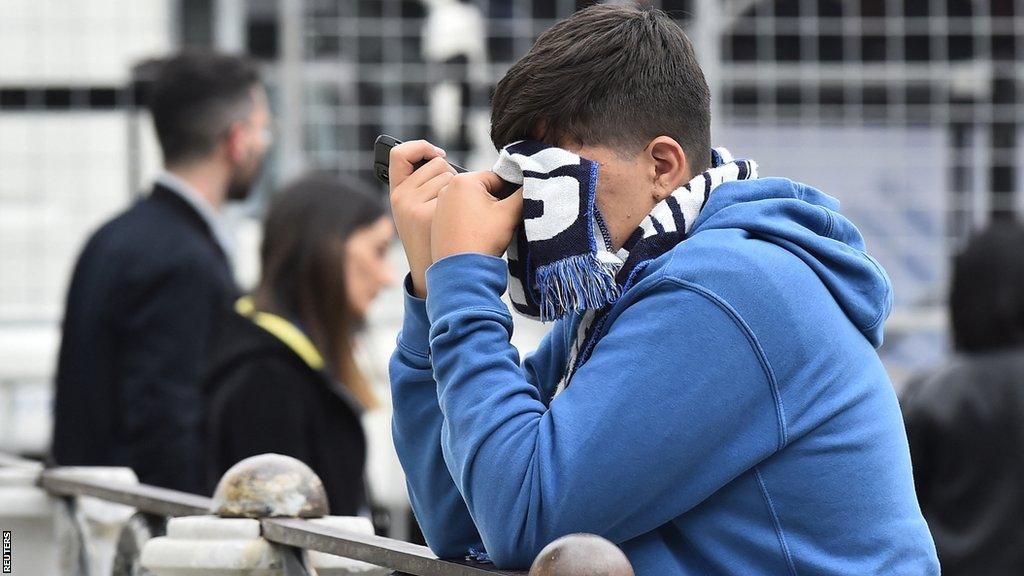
top-left (0, 452), bottom-right (39, 468)
top-left (263, 518), bottom-right (516, 576)
top-left (41, 471), bottom-right (211, 518)
top-left (1, 454), bottom-right (522, 576)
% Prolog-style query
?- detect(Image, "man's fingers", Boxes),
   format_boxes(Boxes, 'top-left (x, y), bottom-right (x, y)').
top-left (477, 171), bottom-right (508, 195)
top-left (389, 140), bottom-right (446, 185)
top-left (463, 170), bottom-right (517, 200)
top-left (401, 156), bottom-right (458, 191)
top-left (416, 170), bottom-right (455, 202)
top-left (441, 171), bottom-right (513, 198)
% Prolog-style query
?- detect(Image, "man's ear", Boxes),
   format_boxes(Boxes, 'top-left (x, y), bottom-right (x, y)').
top-left (645, 136), bottom-right (690, 201)
top-left (223, 123), bottom-right (248, 164)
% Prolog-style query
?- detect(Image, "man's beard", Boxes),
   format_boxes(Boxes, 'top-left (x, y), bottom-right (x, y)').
top-left (226, 154), bottom-right (266, 201)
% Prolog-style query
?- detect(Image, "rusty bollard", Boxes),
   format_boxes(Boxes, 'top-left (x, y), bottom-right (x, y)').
top-left (529, 534), bottom-right (634, 576)
top-left (211, 453), bottom-right (329, 518)
top-left (140, 453), bottom-right (387, 575)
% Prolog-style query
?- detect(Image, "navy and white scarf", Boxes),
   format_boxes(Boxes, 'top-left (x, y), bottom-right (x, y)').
top-left (492, 141), bottom-right (758, 396)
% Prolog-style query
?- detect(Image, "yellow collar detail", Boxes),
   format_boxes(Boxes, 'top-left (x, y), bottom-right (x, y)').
top-left (235, 297), bottom-right (325, 371)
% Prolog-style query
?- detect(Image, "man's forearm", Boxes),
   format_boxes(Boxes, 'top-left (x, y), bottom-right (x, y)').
top-left (389, 279), bottom-right (483, 557)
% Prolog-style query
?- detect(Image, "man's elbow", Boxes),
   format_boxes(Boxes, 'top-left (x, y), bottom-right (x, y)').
top-left (479, 525), bottom-right (550, 569)
top-left (487, 545), bottom-right (538, 570)
top-left (422, 532), bottom-right (480, 562)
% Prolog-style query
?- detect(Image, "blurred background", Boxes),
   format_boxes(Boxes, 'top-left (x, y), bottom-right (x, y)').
top-left (0, 0), bottom-right (1020, 538)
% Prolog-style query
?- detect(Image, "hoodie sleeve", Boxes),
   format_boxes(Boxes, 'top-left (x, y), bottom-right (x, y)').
top-left (389, 275), bottom-right (570, 558)
top-left (423, 253), bottom-right (784, 568)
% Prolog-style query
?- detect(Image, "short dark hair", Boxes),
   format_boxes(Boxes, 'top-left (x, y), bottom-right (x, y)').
top-left (147, 51), bottom-right (261, 166)
top-left (490, 4), bottom-right (711, 173)
top-left (950, 220), bottom-right (1024, 352)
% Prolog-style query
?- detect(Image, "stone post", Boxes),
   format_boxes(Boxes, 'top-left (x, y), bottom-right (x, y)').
top-left (0, 463), bottom-right (137, 576)
top-left (140, 453), bottom-right (387, 576)
top-left (52, 467), bottom-right (139, 576)
top-left (0, 463), bottom-right (59, 575)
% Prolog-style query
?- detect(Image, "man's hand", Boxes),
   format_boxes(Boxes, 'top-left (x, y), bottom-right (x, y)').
top-left (389, 140), bottom-right (455, 298)
top-left (432, 171), bottom-right (524, 261)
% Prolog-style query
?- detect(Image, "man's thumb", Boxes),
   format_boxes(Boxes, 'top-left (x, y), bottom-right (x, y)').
top-left (497, 187), bottom-right (524, 221)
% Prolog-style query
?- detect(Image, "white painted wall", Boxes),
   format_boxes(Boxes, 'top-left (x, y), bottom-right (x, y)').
top-left (0, 0), bottom-right (172, 85)
top-left (0, 1), bottom-right (173, 454)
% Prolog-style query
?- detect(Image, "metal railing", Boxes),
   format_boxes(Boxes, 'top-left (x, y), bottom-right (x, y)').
top-left (0, 451), bottom-right (520, 576)
top-left (0, 452), bottom-right (632, 576)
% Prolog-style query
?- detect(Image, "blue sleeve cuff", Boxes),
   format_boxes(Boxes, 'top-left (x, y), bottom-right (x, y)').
top-left (425, 253), bottom-right (510, 324)
top-left (397, 274), bottom-right (432, 359)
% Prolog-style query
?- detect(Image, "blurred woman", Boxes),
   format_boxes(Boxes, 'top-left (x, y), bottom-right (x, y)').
top-left (902, 220), bottom-right (1024, 575)
top-left (204, 173), bottom-right (395, 515)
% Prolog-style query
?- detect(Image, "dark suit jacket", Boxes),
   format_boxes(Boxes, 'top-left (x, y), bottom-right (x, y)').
top-left (52, 183), bottom-right (238, 493)
top-left (203, 308), bottom-right (367, 514)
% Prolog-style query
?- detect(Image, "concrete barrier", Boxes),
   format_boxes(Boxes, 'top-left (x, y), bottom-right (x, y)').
top-left (141, 454), bottom-right (387, 576)
top-left (0, 464), bottom-right (137, 576)
top-left (0, 464), bottom-right (59, 575)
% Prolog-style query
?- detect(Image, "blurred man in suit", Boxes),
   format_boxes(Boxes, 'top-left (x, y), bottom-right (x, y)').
top-left (51, 51), bottom-right (271, 492)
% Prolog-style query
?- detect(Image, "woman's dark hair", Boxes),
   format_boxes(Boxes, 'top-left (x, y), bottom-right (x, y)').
top-left (950, 220), bottom-right (1024, 353)
top-left (490, 4), bottom-right (711, 172)
top-left (254, 173), bottom-right (386, 408)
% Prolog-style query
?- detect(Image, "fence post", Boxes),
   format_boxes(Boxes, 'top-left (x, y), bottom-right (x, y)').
top-left (0, 462), bottom-right (61, 575)
top-left (139, 453), bottom-right (388, 576)
top-left (0, 463), bottom-right (138, 576)
top-left (55, 468), bottom-right (140, 576)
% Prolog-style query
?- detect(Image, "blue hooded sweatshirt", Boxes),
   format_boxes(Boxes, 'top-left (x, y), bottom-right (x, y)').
top-left (390, 177), bottom-right (940, 574)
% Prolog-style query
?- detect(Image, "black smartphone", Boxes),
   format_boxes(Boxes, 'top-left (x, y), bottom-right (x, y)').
top-left (373, 134), bottom-right (468, 185)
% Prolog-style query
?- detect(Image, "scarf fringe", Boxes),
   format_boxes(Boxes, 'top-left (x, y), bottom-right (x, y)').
top-left (535, 253), bottom-right (622, 322)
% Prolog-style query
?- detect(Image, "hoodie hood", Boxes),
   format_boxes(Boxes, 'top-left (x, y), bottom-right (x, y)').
top-left (689, 177), bottom-right (893, 347)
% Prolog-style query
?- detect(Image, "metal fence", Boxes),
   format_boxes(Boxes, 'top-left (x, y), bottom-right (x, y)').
top-left (3, 0), bottom-right (1022, 403)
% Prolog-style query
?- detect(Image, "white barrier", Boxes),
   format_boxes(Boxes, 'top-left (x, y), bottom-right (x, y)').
top-left (0, 464), bottom-right (138, 576)
top-left (140, 515), bottom-right (387, 576)
top-left (0, 464), bottom-right (60, 575)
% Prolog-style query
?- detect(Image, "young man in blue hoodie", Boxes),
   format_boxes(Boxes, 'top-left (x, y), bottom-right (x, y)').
top-left (387, 5), bottom-right (939, 574)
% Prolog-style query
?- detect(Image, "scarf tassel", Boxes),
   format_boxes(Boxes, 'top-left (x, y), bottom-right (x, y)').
top-left (534, 253), bottom-right (622, 322)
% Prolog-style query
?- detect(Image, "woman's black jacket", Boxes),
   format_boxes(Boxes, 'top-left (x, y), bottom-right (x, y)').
top-left (203, 304), bottom-right (367, 516)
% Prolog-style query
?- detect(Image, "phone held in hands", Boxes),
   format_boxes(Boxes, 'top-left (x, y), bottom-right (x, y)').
top-left (373, 134), bottom-right (468, 185)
